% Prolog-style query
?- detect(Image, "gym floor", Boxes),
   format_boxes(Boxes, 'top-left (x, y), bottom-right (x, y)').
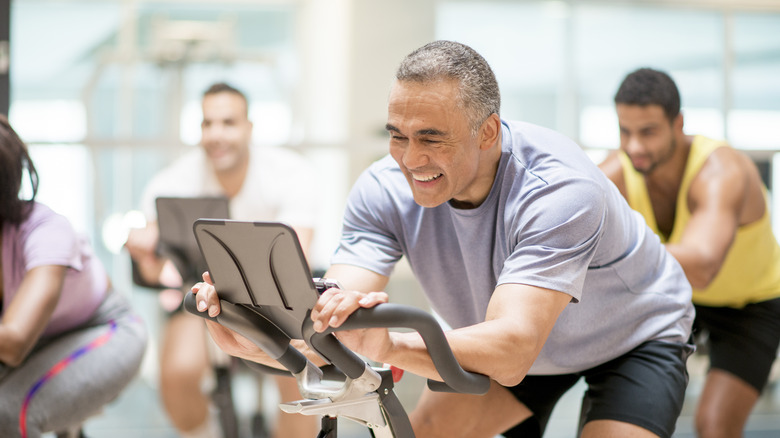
top-left (51, 352), bottom-right (780, 438)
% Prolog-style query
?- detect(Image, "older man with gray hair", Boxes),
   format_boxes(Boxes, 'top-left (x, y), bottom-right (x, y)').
top-left (192, 41), bottom-right (695, 438)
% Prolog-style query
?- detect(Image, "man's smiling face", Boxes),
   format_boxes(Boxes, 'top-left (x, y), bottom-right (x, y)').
top-left (387, 79), bottom-right (489, 209)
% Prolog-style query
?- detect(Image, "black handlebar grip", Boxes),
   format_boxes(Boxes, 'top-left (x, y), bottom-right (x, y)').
top-left (182, 292), bottom-right (309, 374)
top-left (301, 316), bottom-right (375, 380)
top-left (306, 303), bottom-right (489, 395)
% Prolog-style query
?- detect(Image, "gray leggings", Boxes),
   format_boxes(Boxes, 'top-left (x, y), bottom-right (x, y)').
top-left (0, 290), bottom-right (147, 438)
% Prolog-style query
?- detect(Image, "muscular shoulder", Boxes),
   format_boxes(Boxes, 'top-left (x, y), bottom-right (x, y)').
top-left (690, 144), bottom-right (765, 222)
top-left (697, 145), bottom-right (752, 179)
top-left (693, 146), bottom-right (752, 194)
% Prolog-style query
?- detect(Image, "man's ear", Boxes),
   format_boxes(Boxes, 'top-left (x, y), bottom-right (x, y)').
top-left (673, 112), bottom-right (684, 134)
top-left (479, 113), bottom-right (501, 151)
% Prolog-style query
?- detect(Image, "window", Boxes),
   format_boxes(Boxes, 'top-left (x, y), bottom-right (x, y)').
top-left (10, 0), bottom-right (299, 276)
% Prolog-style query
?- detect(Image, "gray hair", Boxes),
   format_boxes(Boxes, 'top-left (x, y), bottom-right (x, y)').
top-left (395, 40), bottom-right (501, 136)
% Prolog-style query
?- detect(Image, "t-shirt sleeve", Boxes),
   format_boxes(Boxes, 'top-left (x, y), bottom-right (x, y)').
top-left (497, 176), bottom-right (606, 302)
top-left (331, 168), bottom-right (404, 277)
top-left (22, 211), bottom-right (82, 272)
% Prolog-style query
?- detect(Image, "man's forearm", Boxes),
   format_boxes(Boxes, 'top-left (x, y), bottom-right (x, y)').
top-left (131, 254), bottom-right (167, 286)
top-left (382, 331), bottom-right (444, 381)
top-left (665, 243), bottom-right (721, 289)
top-left (240, 339), bottom-right (329, 370)
top-left (381, 320), bottom-right (538, 387)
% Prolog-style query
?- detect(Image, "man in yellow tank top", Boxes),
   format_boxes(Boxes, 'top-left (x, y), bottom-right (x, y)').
top-left (600, 68), bottom-right (780, 438)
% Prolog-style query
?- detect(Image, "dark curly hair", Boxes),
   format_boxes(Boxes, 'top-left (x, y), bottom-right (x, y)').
top-left (0, 114), bottom-right (38, 225)
top-left (614, 68), bottom-right (681, 122)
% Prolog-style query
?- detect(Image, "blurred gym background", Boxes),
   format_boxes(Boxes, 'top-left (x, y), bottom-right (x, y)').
top-left (2, 0), bottom-right (779, 436)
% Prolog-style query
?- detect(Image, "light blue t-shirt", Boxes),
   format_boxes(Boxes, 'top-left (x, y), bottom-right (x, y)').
top-left (332, 119), bottom-right (694, 375)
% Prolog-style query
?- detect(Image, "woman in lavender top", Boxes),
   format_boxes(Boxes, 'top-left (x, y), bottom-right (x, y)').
top-left (0, 115), bottom-right (147, 437)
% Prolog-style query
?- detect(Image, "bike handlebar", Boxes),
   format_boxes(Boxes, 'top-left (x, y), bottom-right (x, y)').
top-left (184, 292), bottom-right (489, 395)
top-left (303, 303), bottom-right (489, 395)
top-left (183, 292), bottom-right (309, 374)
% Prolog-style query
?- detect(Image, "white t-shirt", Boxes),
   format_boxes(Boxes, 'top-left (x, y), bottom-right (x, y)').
top-left (140, 145), bottom-right (318, 228)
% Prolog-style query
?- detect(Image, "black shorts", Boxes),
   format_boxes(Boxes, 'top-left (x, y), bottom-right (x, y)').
top-left (502, 340), bottom-right (692, 438)
top-left (694, 297), bottom-right (780, 392)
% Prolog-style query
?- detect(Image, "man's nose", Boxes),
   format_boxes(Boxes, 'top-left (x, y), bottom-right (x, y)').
top-left (202, 124), bottom-right (224, 139)
top-left (403, 142), bottom-right (428, 169)
top-left (624, 135), bottom-right (643, 155)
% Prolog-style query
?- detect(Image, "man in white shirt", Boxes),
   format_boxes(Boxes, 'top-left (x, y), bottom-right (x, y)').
top-left (126, 82), bottom-right (318, 438)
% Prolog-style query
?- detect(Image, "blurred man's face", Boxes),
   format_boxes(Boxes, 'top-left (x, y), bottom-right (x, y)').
top-left (200, 92), bottom-right (253, 173)
top-left (616, 103), bottom-right (679, 175)
top-left (387, 79), bottom-right (490, 209)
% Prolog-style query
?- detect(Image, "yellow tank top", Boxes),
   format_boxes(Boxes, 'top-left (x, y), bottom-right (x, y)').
top-left (619, 135), bottom-right (780, 307)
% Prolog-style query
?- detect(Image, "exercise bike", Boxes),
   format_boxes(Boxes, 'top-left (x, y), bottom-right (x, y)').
top-left (183, 219), bottom-right (490, 437)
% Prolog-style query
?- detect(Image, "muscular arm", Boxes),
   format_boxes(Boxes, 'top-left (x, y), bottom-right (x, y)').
top-left (0, 265), bottom-right (66, 366)
top-left (390, 284), bottom-right (569, 386)
top-left (599, 148), bottom-right (761, 289)
top-left (667, 148), bottom-right (758, 289)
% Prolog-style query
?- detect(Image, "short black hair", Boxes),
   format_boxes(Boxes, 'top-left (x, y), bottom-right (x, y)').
top-left (0, 114), bottom-right (39, 225)
top-left (203, 82), bottom-right (249, 116)
top-left (614, 68), bottom-right (681, 122)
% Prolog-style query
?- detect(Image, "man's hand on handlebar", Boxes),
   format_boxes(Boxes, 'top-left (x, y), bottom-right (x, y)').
top-left (189, 271), bottom-right (490, 394)
top-left (311, 287), bottom-right (395, 364)
top-left (191, 272), bottom-right (396, 366)
top-left (191, 271), bottom-right (221, 317)
top-left (190, 272), bottom-right (275, 363)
